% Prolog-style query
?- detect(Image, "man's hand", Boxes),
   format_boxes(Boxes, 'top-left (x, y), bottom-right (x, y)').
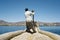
top-left (32, 10), bottom-right (34, 12)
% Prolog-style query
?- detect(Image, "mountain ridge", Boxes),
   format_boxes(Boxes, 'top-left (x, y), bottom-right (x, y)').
top-left (0, 20), bottom-right (60, 26)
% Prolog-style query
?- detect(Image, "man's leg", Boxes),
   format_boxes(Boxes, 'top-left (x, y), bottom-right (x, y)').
top-left (26, 22), bottom-right (31, 32)
top-left (33, 22), bottom-right (39, 33)
top-left (32, 27), bottom-right (36, 33)
top-left (31, 21), bottom-right (36, 33)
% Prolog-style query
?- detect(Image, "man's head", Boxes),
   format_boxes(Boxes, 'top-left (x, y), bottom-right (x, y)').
top-left (25, 8), bottom-right (28, 11)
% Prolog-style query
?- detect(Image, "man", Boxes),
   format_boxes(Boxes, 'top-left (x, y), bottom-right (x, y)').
top-left (25, 8), bottom-right (36, 33)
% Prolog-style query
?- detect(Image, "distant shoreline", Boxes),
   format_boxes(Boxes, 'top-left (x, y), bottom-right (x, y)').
top-left (0, 20), bottom-right (60, 26)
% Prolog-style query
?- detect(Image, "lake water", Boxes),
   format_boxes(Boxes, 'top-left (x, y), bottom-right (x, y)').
top-left (0, 26), bottom-right (60, 35)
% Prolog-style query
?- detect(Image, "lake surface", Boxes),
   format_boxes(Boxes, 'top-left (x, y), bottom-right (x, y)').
top-left (0, 26), bottom-right (60, 35)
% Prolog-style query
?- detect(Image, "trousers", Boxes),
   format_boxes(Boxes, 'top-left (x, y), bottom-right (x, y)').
top-left (26, 21), bottom-right (36, 32)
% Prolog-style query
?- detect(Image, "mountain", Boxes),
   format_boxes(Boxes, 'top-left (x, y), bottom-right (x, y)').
top-left (0, 20), bottom-right (60, 26)
top-left (0, 20), bottom-right (26, 26)
top-left (0, 20), bottom-right (8, 26)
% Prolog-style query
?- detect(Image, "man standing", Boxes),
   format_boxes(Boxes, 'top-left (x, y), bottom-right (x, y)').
top-left (25, 8), bottom-right (36, 33)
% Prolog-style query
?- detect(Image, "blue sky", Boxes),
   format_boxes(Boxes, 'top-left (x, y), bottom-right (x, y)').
top-left (0, 0), bottom-right (60, 22)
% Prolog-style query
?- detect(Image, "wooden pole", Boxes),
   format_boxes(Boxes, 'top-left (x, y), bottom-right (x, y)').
top-left (33, 15), bottom-right (34, 25)
top-left (33, 14), bottom-right (34, 30)
top-left (32, 10), bottom-right (34, 26)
